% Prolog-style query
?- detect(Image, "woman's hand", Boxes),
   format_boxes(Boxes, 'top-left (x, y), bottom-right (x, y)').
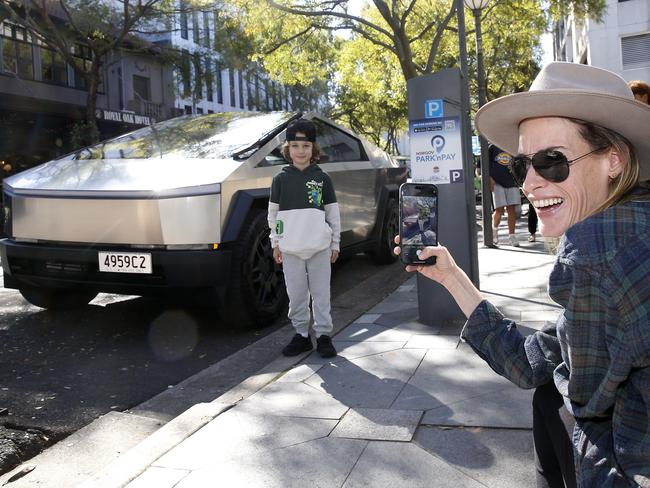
top-left (273, 246), bottom-right (282, 264)
top-left (393, 235), bottom-right (458, 287)
top-left (331, 250), bottom-right (339, 263)
top-left (393, 235), bottom-right (483, 318)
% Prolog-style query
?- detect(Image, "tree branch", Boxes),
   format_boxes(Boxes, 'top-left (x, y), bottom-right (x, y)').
top-left (267, 0), bottom-right (394, 40)
top-left (424, 2), bottom-right (456, 73)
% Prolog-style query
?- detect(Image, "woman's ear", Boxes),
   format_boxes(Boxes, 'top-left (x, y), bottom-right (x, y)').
top-left (607, 147), bottom-right (626, 179)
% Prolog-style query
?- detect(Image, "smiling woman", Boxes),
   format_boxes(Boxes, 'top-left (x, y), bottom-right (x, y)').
top-left (394, 62), bottom-right (650, 487)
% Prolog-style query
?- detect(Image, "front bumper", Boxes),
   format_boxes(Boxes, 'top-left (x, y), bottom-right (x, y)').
top-left (0, 239), bottom-right (232, 295)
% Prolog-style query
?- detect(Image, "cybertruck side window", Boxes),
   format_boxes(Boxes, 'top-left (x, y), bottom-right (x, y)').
top-left (260, 145), bottom-right (289, 166)
top-left (311, 120), bottom-right (368, 164)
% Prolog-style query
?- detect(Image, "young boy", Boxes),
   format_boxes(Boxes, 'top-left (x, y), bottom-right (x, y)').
top-left (268, 118), bottom-right (341, 358)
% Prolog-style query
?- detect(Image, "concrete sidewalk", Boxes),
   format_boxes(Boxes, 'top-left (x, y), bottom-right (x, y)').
top-left (75, 229), bottom-right (559, 488)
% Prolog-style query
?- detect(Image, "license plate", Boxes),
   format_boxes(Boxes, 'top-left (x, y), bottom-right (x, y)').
top-left (98, 251), bottom-right (152, 274)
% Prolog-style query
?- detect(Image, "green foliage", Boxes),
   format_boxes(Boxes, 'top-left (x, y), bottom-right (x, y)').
top-left (70, 120), bottom-right (100, 149)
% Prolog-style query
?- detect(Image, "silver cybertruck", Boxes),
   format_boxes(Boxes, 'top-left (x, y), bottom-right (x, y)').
top-left (0, 112), bottom-right (406, 327)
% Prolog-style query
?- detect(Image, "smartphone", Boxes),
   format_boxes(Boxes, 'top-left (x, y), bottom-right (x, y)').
top-left (399, 183), bottom-right (438, 265)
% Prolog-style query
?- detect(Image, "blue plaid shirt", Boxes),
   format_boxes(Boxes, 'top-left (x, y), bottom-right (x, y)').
top-left (462, 200), bottom-right (650, 487)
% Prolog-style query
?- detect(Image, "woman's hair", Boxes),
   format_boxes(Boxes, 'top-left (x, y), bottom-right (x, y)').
top-left (282, 141), bottom-right (322, 164)
top-left (568, 118), bottom-right (640, 211)
top-left (628, 80), bottom-right (650, 101)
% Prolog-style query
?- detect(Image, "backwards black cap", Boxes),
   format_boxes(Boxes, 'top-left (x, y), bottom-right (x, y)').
top-left (286, 118), bottom-right (316, 142)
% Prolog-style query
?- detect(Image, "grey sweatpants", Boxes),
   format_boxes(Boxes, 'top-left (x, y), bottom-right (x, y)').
top-left (282, 248), bottom-right (333, 337)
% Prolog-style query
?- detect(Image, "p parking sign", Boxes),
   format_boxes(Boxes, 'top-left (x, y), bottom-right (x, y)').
top-left (424, 99), bottom-right (444, 118)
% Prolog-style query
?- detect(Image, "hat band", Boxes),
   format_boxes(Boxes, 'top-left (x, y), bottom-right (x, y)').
top-left (288, 135), bottom-right (314, 142)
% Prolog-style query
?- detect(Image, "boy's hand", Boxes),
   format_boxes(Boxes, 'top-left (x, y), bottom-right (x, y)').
top-left (273, 246), bottom-right (282, 264)
top-left (331, 250), bottom-right (339, 263)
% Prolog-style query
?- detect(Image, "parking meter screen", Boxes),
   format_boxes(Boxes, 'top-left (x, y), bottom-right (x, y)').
top-left (399, 183), bottom-right (438, 265)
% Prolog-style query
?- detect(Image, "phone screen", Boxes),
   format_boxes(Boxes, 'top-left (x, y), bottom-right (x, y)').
top-left (400, 186), bottom-right (438, 265)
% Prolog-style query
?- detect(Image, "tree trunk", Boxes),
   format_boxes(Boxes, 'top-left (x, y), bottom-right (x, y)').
top-left (82, 60), bottom-right (102, 146)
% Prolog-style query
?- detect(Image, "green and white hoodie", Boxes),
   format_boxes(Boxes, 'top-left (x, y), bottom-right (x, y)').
top-left (268, 164), bottom-right (341, 259)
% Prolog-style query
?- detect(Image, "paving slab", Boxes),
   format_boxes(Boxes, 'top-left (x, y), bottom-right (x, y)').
top-left (415, 425), bottom-right (535, 488)
top-left (174, 437), bottom-right (367, 488)
top-left (277, 363), bottom-right (324, 383)
top-left (154, 409), bottom-right (338, 470)
top-left (386, 319), bottom-right (440, 335)
top-left (342, 441), bottom-right (486, 488)
top-left (304, 341), bottom-right (407, 364)
top-left (422, 386), bottom-right (533, 428)
top-left (306, 349), bottom-right (426, 409)
top-left (373, 308), bottom-right (421, 327)
top-left (235, 382), bottom-right (349, 419)
top-left (391, 347), bottom-right (513, 412)
top-left (331, 408), bottom-right (422, 442)
top-left (336, 323), bottom-right (413, 343)
top-left (404, 334), bottom-right (461, 349)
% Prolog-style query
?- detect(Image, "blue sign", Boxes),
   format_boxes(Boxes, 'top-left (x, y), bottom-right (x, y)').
top-left (424, 99), bottom-right (444, 118)
top-left (471, 135), bottom-right (481, 155)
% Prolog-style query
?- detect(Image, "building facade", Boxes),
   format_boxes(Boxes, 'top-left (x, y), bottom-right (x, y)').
top-left (1, 2), bottom-right (326, 176)
top-left (553, 0), bottom-right (650, 83)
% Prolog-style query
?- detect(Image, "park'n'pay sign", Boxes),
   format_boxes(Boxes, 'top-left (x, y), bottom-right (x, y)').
top-left (409, 116), bottom-right (463, 185)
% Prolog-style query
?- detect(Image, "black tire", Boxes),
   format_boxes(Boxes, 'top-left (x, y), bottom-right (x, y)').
top-left (371, 197), bottom-right (399, 264)
top-left (222, 209), bottom-right (288, 328)
top-left (19, 286), bottom-right (98, 309)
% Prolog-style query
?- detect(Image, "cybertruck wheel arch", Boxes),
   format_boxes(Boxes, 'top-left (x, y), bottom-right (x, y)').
top-left (221, 189), bottom-right (271, 243)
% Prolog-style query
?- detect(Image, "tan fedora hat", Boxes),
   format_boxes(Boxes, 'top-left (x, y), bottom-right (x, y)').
top-left (475, 61), bottom-right (650, 180)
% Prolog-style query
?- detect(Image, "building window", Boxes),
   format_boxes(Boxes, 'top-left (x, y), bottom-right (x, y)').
top-left (196, 107), bottom-right (203, 114)
top-left (205, 58), bottom-right (213, 102)
top-left (192, 11), bottom-right (200, 44)
top-left (179, 0), bottom-right (189, 39)
top-left (229, 68), bottom-right (236, 107)
top-left (255, 75), bottom-right (260, 110)
top-left (184, 104), bottom-right (192, 114)
top-left (1, 22), bottom-right (34, 79)
top-left (133, 75), bottom-right (151, 101)
top-left (213, 10), bottom-right (219, 50)
top-left (238, 70), bottom-right (245, 108)
top-left (72, 43), bottom-right (92, 90)
top-left (264, 79), bottom-right (270, 111)
top-left (215, 62), bottom-right (223, 104)
top-left (622, 33), bottom-right (650, 70)
top-left (193, 52), bottom-right (203, 99)
top-left (208, 109), bottom-right (214, 114)
top-left (271, 81), bottom-right (278, 110)
top-left (203, 11), bottom-right (211, 48)
top-left (247, 75), bottom-right (254, 110)
top-left (40, 46), bottom-right (67, 85)
top-left (180, 49), bottom-right (191, 97)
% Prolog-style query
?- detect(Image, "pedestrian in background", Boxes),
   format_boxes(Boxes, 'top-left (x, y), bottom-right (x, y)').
top-left (489, 144), bottom-right (520, 247)
top-left (396, 62), bottom-right (650, 487)
top-left (268, 118), bottom-right (340, 358)
top-left (629, 80), bottom-right (650, 104)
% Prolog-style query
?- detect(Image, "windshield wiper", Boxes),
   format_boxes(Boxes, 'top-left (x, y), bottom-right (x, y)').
top-left (231, 112), bottom-right (302, 161)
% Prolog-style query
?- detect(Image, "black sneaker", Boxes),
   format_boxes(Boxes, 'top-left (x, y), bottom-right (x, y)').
top-left (282, 334), bottom-right (313, 357)
top-left (316, 335), bottom-right (337, 358)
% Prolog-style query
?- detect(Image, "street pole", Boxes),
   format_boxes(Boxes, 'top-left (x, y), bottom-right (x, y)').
top-left (472, 8), bottom-right (495, 248)
top-left (454, 0), bottom-right (481, 287)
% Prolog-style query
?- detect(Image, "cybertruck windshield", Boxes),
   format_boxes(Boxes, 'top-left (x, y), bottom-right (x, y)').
top-left (59, 111), bottom-right (295, 161)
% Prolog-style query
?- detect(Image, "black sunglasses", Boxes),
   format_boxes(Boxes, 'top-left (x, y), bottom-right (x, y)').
top-left (508, 147), bottom-right (608, 187)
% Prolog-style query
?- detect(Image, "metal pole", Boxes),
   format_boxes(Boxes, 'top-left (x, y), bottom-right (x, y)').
top-left (455, 0), bottom-right (480, 287)
top-left (473, 8), bottom-right (495, 248)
